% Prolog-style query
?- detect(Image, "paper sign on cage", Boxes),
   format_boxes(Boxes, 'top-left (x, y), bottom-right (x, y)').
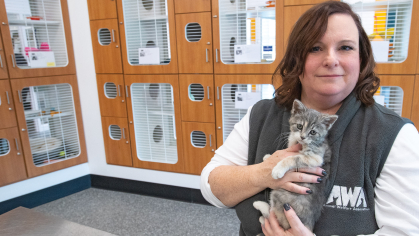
top-left (29, 51), bottom-right (56, 68)
top-left (138, 48), bottom-right (160, 65)
top-left (234, 44), bottom-right (261, 63)
top-left (370, 41), bottom-right (389, 63)
top-left (235, 92), bottom-right (261, 109)
top-left (373, 95), bottom-right (385, 106)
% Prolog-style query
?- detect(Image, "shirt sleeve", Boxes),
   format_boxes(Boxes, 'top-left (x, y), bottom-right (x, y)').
top-left (370, 123), bottom-right (419, 235)
top-left (200, 106), bottom-right (252, 208)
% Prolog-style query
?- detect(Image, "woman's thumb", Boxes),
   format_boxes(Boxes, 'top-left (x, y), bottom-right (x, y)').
top-left (287, 143), bottom-right (302, 152)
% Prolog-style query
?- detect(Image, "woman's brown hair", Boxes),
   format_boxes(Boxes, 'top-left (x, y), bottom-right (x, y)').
top-left (273, 1), bottom-right (379, 110)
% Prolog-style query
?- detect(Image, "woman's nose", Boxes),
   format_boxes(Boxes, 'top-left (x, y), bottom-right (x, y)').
top-left (323, 51), bottom-right (339, 67)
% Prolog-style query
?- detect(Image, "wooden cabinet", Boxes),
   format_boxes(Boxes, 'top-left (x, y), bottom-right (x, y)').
top-left (125, 75), bottom-right (185, 173)
top-left (212, 0), bottom-right (284, 74)
top-left (101, 116), bottom-right (132, 166)
top-left (378, 75), bottom-right (415, 119)
top-left (182, 122), bottom-right (215, 175)
top-left (90, 19), bottom-right (123, 74)
top-left (0, 0), bottom-right (76, 79)
top-left (117, 0), bottom-right (179, 74)
top-left (0, 80), bottom-right (17, 129)
top-left (10, 75), bottom-right (87, 178)
top-left (284, 5), bottom-right (313, 49)
top-left (0, 32), bottom-right (8, 79)
top-left (411, 76), bottom-right (419, 127)
top-left (97, 74), bottom-right (127, 118)
top-left (176, 12), bottom-right (213, 73)
top-left (284, 0), bottom-right (337, 6)
top-left (179, 74), bottom-right (215, 122)
top-left (174, 0), bottom-right (211, 13)
top-left (215, 74), bottom-right (278, 148)
top-left (0, 127), bottom-right (27, 187)
top-left (87, 0), bottom-right (118, 20)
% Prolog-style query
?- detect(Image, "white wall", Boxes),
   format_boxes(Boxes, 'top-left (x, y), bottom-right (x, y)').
top-left (0, 0), bottom-right (200, 203)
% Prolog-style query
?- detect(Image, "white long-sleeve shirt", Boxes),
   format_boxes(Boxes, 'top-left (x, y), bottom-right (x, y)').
top-left (200, 106), bottom-right (419, 235)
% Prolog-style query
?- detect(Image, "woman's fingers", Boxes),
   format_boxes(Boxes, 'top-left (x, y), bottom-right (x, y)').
top-left (295, 166), bottom-right (326, 176)
top-left (284, 204), bottom-right (313, 236)
top-left (282, 182), bottom-right (312, 195)
top-left (261, 211), bottom-right (285, 236)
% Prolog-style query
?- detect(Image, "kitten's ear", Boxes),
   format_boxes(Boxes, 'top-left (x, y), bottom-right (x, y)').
top-left (291, 99), bottom-right (306, 115)
top-left (322, 115), bottom-right (338, 130)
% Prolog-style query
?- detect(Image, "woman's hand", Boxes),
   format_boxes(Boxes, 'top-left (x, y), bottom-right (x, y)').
top-left (262, 204), bottom-right (314, 236)
top-left (257, 144), bottom-right (325, 194)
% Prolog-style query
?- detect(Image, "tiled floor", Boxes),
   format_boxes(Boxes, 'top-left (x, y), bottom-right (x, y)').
top-left (34, 188), bottom-right (240, 236)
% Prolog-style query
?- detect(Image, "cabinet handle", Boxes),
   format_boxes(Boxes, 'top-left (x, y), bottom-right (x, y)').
top-left (11, 54), bottom-right (15, 67)
top-left (15, 138), bottom-right (19, 151)
top-left (0, 54), bottom-right (3, 68)
top-left (217, 87), bottom-right (220, 100)
top-left (112, 29), bottom-right (115, 43)
top-left (125, 85), bottom-right (129, 98)
top-left (206, 48), bottom-right (208, 62)
top-left (209, 134), bottom-right (212, 147)
top-left (18, 90), bottom-right (22, 103)
top-left (118, 85), bottom-right (121, 97)
top-left (6, 91), bottom-right (10, 104)
top-left (207, 86), bottom-right (210, 100)
top-left (123, 128), bottom-right (126, 139)
top-left (216, 49), bottom-right (218, 63)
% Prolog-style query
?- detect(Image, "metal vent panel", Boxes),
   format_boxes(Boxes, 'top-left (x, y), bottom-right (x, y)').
top-left (104, 82), bottom-right (118, 99)
top-left (122, 0), bottom-right (171, 65)
top-left (219, 0), bottom-right (276, 64)
top-left (221, 84), bottom-right (275, 141)
top-left (186, 23), bottom-right (202, 42)
top-left (189, 83), bottom-right (204, 101)
top-left (98, 28), bottom-right (111, 46)
top-left (5, 0), bottom-right (69, 69)
top-left (109, 125), bottom-right (122, 140)
top-left (131, 83), bottom-right (178, 164)
top-left (22, 83), bottom-right (81, 166)
top-left (191, 131), bottom-right (206, 148)
top-left (343, 0), bottom-right (413, 63)
top-left (0, 139), bottom-right (10, 156)
top-left (374, 86), bottom-right (403, 116)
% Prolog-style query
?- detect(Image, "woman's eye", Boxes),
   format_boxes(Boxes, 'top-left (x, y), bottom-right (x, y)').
top-left (310, 46), bottom-right (320, 52)
top-left (341, 45), bottom-right (353, 51)
top-left (309, 130), bottom-right (317, 135)
top-left (297, 124), bottom-right (303, 130)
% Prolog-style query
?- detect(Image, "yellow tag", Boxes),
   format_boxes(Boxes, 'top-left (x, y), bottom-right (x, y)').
top-left (47, 62), bottom-right (56, 67)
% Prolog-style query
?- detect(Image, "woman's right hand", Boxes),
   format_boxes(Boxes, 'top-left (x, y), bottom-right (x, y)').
top-left (256, 144), bottom-right (325, 195)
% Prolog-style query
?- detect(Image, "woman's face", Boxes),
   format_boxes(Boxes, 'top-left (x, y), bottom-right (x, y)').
top-left (300, 13), bottom-right (360, 106)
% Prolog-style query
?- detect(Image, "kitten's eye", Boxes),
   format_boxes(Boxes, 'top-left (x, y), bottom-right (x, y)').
top-left (297, 124), bottom-right (303, 130)
top-left (309, 130), bottom-right (317, 135)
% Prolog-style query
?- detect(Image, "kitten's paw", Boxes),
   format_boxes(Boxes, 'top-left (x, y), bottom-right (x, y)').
top-left (259, 216), bottom-right (265, 225)
top-left (262, 154), bottom-right (271, 161)
top-left (271, 166), bottom-right (288, 179)
top-left (253, 201), bottom-right (270, 218)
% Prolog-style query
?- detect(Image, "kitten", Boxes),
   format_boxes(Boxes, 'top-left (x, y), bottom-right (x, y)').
top-left (253, 99), bottom-right (338, 231)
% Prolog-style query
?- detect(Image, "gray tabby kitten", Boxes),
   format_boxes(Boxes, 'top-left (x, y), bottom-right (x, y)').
top-left (253, 99), bottom-right (338, 231)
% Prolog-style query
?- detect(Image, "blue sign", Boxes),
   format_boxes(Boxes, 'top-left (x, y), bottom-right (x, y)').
top-left (263, 46), bottom-right (273, 52)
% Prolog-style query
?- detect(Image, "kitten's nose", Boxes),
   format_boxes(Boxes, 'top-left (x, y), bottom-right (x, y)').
top-left (300, 136), bottom-right (306, 140)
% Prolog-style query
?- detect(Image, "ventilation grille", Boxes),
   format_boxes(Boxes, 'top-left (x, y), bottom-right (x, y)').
top-left (131, 83), bottom-right (178, 164)
top-left (221, 84), bottom-right (275, 141)
top-left (374, 86), bottom-right (403, 116)
top-left (186, 23), bottom-right (202, 42)
top-left (219, 0), bottom-right (276, 64)
top-left (5, 0), bottom-right (68, 69)
top-left (343, 0), bottom-right (413, 63)
top-left (109, 125), bottom-right (122, 140)
top-left (191, 131), bottom-right (206, 148)
top-left (0, 139), bottom-right (10, 156)
top-left (98, 28), bottom-right (111, 45)
top-left (105, 82), bottom-right (118, 98)
top-left (22, 83), bottom-right (80, 166)
top-left (189, 84), bottom-right (204, 101)
top-left (122, 0), bottom-right (171, 65)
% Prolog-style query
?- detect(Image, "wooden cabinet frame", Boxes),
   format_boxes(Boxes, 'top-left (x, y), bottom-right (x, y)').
top-left (101, 116), bottom-right (133, 166)
top-left (97, 74), bottom-right (128, 117)
top-left (174, 0), bottom-right (211, 14)
top-left (0, 80), bottom-right (17, 129)
top-left (0, 0), bottom-right (76, 79)
top-left (10, 75), bottom-right (87, 178)
top-left (212, 0), bottom-right (284, 74)
top-left (87, 0), bottom-right (118, 20)
top-left (0, 32), bottom-right (8, 79)
top-left (125, 74), bottom-right (185, 173)
top-left (284, 0), bottom-right (337, 6)
top-left (117, 0), bottom-right (179, 74)
top-left (379, 75), bottom-right (415, 119)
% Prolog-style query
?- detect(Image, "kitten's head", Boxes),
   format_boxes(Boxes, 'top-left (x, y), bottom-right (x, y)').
top-left (289, 99), bottom-right (338, 145)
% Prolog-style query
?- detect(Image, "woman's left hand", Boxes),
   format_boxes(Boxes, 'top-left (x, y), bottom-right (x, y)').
top-left (261, 204), bottom-right (314, 236)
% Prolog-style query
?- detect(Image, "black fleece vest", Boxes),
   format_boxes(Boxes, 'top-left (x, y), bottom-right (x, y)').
top-left (235, 94), bottom-right (412, 236)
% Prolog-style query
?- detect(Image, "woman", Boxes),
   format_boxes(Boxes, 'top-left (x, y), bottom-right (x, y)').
top-left (200, 2), bottom-right (419, 236)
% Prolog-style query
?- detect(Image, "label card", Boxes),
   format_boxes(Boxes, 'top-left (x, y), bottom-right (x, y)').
top-left (235, 92), bottom-right (261, 109)
top-left (370, 41), bottom-right (389, 63)
top-left (29, 51), bottom-right (56, 68)
top-left (373, 95), bottom-right (385, 106)
top-left (234, 44), bottom-right (261, 63)
top-left (138, 48), bottom-right (160, 65)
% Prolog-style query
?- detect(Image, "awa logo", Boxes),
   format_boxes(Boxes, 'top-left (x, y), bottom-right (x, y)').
top-left (324, 185), bottom-right (369, 211)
